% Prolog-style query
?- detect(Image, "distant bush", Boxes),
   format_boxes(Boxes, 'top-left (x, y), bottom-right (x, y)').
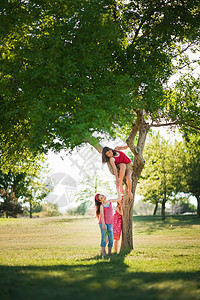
top-left (171, 200), bottom-right (196, 215)
top-left (66, 202), bottom-right (88, 216)
top-left (38, 203), bottom-right (61, 217)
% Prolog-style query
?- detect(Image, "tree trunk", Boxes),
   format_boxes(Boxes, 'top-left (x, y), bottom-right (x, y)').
top-left (120, 171), bottom-right (141, 251)
top-left (153, 201), bottom-right (158, 215)
top-left (197, 195), bottom-right (200, 217)
top-left (120, 189), bottom-right (133, 251)
top-left (29, 201), bottom-right (32, 218)
top-left (121, 188), bottom-right (134, 252)
top-left (161, 199), bottom-right (166, 221)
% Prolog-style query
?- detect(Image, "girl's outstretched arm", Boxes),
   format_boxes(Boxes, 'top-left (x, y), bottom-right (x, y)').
top-left (109, 187), bottom-right (122, 203)
top-left (114, 145), bottom-right (128, 150)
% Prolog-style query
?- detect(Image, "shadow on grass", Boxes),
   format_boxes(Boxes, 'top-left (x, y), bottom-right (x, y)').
top-left (133, 215), bottom-right (200, 235)
top-left (0, 252), bottom-right (199, 300)
top-left (133, 215), bottom-right (200, 225)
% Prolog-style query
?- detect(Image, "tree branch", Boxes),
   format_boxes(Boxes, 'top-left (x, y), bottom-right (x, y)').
top-left (180, 43), bottom-right (192, 54)
top-left (137, 122), bottom-right (150, 154)
top-left (85, 138), bottom-right (102, 153)
top-left (126, 110), bottom-right (146, 166)
top-left (150, 121), bottom-right (200, 131)
top-left (184, 122), bottom-right (200, 131)
top-left (86, 137), bottom-right (115, 175)
top-left (150, 122), bottom-right (179, 128)
top-left (132, 19), bottom-right (146, 41)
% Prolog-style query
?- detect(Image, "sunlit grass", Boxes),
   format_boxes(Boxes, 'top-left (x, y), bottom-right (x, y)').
top-left (0, 215), bottom-right (199, 299)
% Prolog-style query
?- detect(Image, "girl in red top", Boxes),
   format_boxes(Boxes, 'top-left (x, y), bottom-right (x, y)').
top-left (95, 188), bottom-right (121, 256)
top-left (113, 198), bottom-right (123, 253)
top-left (102, 145), bottom-right (133, 199)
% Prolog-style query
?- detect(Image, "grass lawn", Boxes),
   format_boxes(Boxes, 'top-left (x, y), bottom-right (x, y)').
top-left (0, 215), bottom-right (199, 300)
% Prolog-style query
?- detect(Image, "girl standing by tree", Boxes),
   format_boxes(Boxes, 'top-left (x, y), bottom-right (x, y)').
top-left (102, 145), bottom-right (133, 199)
top-left (113, 197), bottom-right (123, 253)
top-left (95, 188), bottom-right (121, 256)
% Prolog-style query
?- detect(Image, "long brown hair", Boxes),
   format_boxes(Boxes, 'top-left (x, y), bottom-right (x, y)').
top-left (102, 147), bottom-right (117, 164)
top-left (94, 194), bottom-right (102, 218)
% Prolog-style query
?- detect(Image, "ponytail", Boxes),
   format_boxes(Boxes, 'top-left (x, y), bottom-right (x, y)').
top-left (94, 194), bottom-right (101, 218)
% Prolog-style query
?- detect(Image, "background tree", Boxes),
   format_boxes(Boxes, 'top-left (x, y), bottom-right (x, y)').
top-left (0, 156), bottom-right (51, 218)
top-left (1, 0), bottom-right (200, 250)
top-left (184, 137), bottom-right (200, 217)
top-left (75, 172), bottom-right (113, 215)
top-left (171, 135), bottom-right (200, 217)
top-left (139, 135), bottom-right (199, 217)
top-left (0, 188), bottom-right (23, 218)
top-left (138, 133), bottom-right (175, 220)
top-left (22, 173), bottom-right (52, 218)
top-left (0, 170), bottom-right (26, 217)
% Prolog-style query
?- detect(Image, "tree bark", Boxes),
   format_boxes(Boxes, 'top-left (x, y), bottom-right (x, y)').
top-left (120, 188), bottom-right (134, 251)
top-left (153, 201), bottom-right (158, 215)
top-left (120, 176), bottom-right (139, 251)
top-left (197, 194), bottom-right (200, 217)
top-left (161, 199), bottom-right (166, 221)
top-left (30, 201), bottom-right (32, 218)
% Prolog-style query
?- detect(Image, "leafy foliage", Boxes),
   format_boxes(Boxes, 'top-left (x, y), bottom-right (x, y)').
top-left (175, 134), bottom-right (200, 216)
top-left (0, 155), bottom-right (52, 218)
top-left (1, 0), bottom-right (199, 154)
top-left (138, 133), bottom-right (200, 216)
top-left (138, 133), bottom-right (174, 216)
top-left (0, 189), bottom-right (23, 218)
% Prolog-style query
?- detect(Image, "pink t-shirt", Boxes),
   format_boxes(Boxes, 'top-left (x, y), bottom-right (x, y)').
top-left (99, 202), bottom-right (113, 224)
top-left (113, 151), bottom-right (132, 165)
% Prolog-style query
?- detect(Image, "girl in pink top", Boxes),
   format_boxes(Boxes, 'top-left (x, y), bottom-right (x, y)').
top-left (102, 145), bottom-right (133, 199)
top-left (95, 188), bottom-right (121, 256)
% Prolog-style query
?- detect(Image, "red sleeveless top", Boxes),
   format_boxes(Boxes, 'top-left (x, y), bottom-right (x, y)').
top-left (113, 151), bottom-right (132, 165)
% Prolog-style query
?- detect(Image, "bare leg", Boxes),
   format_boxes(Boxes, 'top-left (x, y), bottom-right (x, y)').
top-left (118, 163), bottom-right (126, 193)
top-left (101, 247), bottom-right (107, 256)
top-left (126, 168), bottom-right (133, 199)
top-left (108, 247), bottom-right (112, 255)
top-left (114, 240), bottom-right (119, 253)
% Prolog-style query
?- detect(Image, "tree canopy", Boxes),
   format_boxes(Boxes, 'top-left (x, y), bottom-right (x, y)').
top-left (1, 0), bottom-right (200, 155)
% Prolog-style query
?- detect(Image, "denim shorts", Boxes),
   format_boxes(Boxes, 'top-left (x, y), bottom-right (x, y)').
top-left (99, 223), bottom-right (113, 248)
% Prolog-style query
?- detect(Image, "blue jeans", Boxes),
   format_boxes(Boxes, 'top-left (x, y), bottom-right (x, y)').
top-left (99, 223), bottom-right (113, 248)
